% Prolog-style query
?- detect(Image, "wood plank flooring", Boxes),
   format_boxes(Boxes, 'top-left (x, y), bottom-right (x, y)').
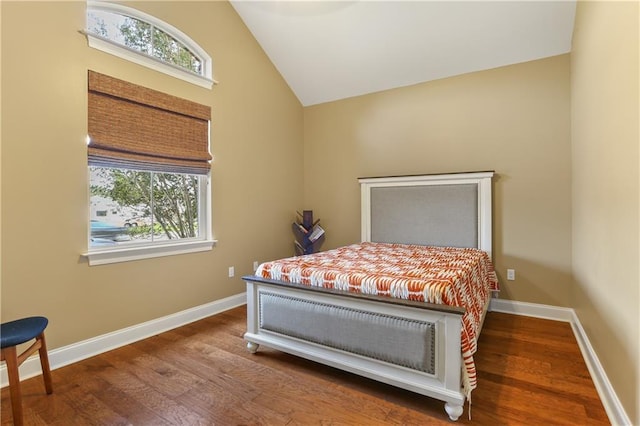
top-left (1, 306), bottom-right (609, 425)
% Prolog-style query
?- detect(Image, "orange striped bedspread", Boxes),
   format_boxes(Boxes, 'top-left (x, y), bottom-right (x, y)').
top-left (255, 242), bottom-right (499, 399)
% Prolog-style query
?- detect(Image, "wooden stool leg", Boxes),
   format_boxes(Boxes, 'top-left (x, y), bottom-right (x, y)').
top-left (2, 346), bottom-right (24, 426)
top-left (37, 332), bottom-right (53, 394)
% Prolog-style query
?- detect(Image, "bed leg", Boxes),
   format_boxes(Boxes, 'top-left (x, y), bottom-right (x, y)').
top-left (444, 402), bottom-right (463, 421)
top-left (246, 341), bottom-right (259, 354)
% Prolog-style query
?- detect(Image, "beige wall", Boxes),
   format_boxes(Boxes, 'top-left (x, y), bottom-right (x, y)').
top-left (1, 1), bottom-right (303, 348)
top-left (2, 0), bottom-right (638, 422)
top-left (304, 55), bottom-right (573, 307)
top-left (571, 1), bottom-right (639, 423)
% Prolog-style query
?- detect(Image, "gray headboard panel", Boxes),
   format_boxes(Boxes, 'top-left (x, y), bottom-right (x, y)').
top-left (359, 172), bottom-right (494, 257)
top-left (370, 184), bottom-right (478, 248)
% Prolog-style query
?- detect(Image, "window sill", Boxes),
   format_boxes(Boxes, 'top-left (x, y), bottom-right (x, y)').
top-left (84, 239), bottom-right (217, 266)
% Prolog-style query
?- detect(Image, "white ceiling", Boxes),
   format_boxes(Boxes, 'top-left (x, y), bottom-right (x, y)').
top-left (230, 1), bottom-right (577, 106)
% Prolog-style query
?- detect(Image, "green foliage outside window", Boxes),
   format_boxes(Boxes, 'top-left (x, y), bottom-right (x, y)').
top-left (90, 167), bottom-right (199, 243)
top-left (87, 10), bottom-right (202, 75)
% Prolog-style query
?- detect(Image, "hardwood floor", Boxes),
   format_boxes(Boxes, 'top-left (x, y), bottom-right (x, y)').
top-left (1, 306), bottom-right (609, 425)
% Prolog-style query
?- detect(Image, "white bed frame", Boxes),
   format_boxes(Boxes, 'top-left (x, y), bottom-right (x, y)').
top-left (243, 171), bottom-right (495, 421)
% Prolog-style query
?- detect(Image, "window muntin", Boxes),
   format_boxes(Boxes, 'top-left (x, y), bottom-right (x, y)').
top-left (89, 167), bottom-right (205, 249)
top-left (85, 2), bottom-right (214, 89)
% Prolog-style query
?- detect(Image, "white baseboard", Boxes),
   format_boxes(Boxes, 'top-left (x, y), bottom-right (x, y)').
top-left (490, 298), bottom-right (575, 322)
top-left (490, 298), bottom-right (632, 426)
top-left (1, 292), bottom-right (247, 388)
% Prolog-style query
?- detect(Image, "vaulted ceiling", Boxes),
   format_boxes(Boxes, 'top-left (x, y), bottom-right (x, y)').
top-left (230, 1), bottom-right (577, 106)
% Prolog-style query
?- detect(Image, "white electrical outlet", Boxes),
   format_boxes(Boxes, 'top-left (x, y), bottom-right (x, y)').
top-left (228, 266), bottom-right (235, 278)
top-left (507, 269), bottom-right (515, 281)
top-left (253, 261), bottom-right (259, 272)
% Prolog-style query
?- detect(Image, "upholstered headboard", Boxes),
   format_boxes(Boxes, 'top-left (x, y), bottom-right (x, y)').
top-left (359, 171), bottom-right (494, 257)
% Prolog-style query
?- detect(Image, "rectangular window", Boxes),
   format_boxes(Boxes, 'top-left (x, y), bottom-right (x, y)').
top-left (90, 167), bottom-right (204, 247)
top-left (86, 71), bottom-right (213, 265)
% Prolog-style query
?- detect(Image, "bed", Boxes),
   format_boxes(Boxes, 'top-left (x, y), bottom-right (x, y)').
top-left (242, 171), bottom-right (498, 421)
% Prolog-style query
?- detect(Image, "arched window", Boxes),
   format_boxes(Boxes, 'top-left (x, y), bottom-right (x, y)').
top-left (84, 1), bottom-right (214, 89)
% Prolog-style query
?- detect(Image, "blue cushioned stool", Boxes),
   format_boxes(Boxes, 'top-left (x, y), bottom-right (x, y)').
top-left (1, 316), bottom-right (53, 426)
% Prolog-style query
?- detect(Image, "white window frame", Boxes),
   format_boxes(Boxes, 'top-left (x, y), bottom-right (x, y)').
top-left (84, 1), bottom-right (215, 89)
top-left (85, 172), bottom-right (215, 266)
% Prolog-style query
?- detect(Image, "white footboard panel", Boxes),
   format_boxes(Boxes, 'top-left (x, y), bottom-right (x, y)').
top-left (244, 279), bottom-right (467, 417)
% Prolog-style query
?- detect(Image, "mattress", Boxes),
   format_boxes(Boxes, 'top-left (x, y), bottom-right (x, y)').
top-left (255, 242), bottom-right (500, 397)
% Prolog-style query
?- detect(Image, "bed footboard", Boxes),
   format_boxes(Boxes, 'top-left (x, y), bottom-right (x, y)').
top-left (243, 278), bottom-right (467, 421)
top-left (259, 291), bottom-right (437, 373)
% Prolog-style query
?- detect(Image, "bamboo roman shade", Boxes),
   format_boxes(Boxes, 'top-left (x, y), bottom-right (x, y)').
top-left (87, 70), bottom-right (212, 175)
